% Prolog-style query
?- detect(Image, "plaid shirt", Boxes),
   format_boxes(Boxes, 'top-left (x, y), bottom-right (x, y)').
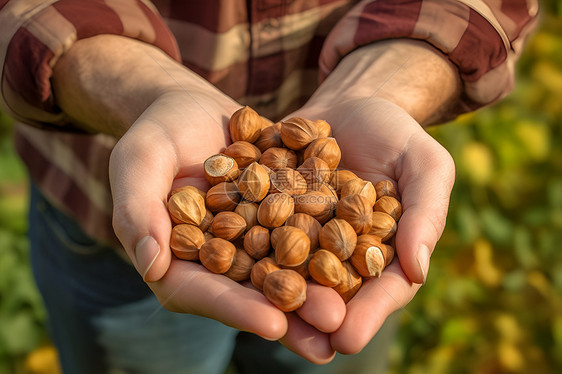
top-left (0, 0), bottom-right (539, 248)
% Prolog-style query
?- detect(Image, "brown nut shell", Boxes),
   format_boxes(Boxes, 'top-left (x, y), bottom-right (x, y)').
top-left (254, 122), bottom-right (283, 152)
top-left (198, 210), bottom-right (214, 232)
top-left (340, 179), bottom-right (377, 207)
top-left (199, 237), bottom-right (237, 274)
top-left (204, 154), bottom-right (241, 186)
top-left (236, 162), bottom-right (270, 202)
top-left (224, 249), bottom-right (255, 282)
top-left (263, 269), bottom-right (307, 312)
top-left (234, 201), bottom-right (259, 232)
top-left (374, 196), bottom-right (402, 221)
top-left (350, 235), bottom-right (384, 277)
top-left (243, 225), bottom-right (271, 259)
top-left (374, 180), bottom-right (400, 200)
top-left (257, 192), bottom-right (295, 228)
top-left (369, 211), bottom-right (397, 242)
top-left (270, 226), bottom-right (292, 249)
top-left (208, 211), bottom-right (247, 241)
top-left (251, 257), bottom-right (281, 290)
top-left (329, 170), bottom-right (359, 196)
top-left (269, 168), bottom-right (307, 195)
top-left (168, 188), bottom-right (206, 226)
top-left (294, 191), bottom-right (336, 224)
top-left (297, 157), bottom-right (331, 187)
top-left (274, 226), bottom-right (310, 267)
top-left (308, 249), bottom-right (344, 287)
top-left (285, 213), bottom-right (322, 251)
top-left (170, 224), bottom-right (205, 261)
top-left (280, 117), bottom-right (319, 150)
top-left (205, 182), bottom-right (241, 213)
top-left (222, 141), bottom-right (262, 169)
top-left (313, 119), bottom-right (332, 138)
top-left (336, 194), bottom-right (373, 235)
top-left (260, 147), bottom-right (298, 170)
top-left (229, 106), bottom-right (262, 143)
top-left (318, 218), bottom-right (357, 261)
top-left (303, 137), bottom-right (341, 170)
top-left (333, 261), bottom-right (362, 303)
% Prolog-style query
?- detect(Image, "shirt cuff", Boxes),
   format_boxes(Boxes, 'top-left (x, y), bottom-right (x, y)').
top-left (0, 0), bottom-right (180, 130)
top-left (319, 0), bottom-right (539, 116)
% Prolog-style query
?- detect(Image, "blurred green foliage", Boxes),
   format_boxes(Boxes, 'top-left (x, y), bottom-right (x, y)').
top-left (0, 3), bottom-right (561, 374)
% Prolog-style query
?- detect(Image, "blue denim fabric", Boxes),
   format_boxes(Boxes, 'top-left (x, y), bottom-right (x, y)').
top-left (28, 183), bottom-right (398, 374)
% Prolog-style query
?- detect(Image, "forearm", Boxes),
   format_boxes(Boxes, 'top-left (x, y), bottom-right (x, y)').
top-left (52, 35), bottom-right (236, 137)
top-left (307, 39), bottom-right (461, 127)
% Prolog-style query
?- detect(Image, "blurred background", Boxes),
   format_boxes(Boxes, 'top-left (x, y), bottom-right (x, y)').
top-left (0, 2), bottom-right (561, 374)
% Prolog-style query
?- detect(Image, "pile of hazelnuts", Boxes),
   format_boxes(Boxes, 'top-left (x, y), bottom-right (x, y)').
top-left (167, 106), bottom-right (402, 312)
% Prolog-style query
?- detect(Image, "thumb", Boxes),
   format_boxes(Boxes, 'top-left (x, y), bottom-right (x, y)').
top-left (109, 122), bottom-right (177, 282)
top-left (395, 131), bottom-right (455, 284)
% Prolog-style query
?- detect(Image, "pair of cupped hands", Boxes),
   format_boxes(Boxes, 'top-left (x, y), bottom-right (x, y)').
top-left (108, 76), bottom-right (455, 363)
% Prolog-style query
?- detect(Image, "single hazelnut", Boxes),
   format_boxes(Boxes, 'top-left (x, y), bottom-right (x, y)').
top-left (319, 218), bottom-right (357, 261)
top-left (170, 185), bottom-right (206, 201)
top-left (263, 269), bottom-right (307, 312)
top-left (340, 179), bottom-right (377, 207)
top-left (254, 122), bottom-right (283, 152)
top-left (270, 226), bottom-right (293, 249)
top-left (199, 237), bottom-right (237, 274)
top-left (374, 180), bottom-right (400, 200)
top-left (237, 162), bottom-right (271, 202)
top-left (285, 213), bottom-right (322, 251)
top-left (208, 211), bottom-right (247, 241)
top-left (374, 196), bottom-right (402, 221)
top-left (168, 188), bottom-right (206, 226)
top-left (269, 168), bottom-right (307, 195)
top-left (224, 249), bottom-right (255, 282)
top-left (257, 192), bottom-right (295, 228)
top-left (170, 224), bottom-right (205, 261)
top-left (312, 119), bottom-right (332, 138)
top-left (234, 201), bottom-right (259, 231)
top-left (350, 234), bottom-right (385, 277)
top-left (333, 261), bottom-right (362, 303)
top-left (303, 137), bottom-right (341, 170)
top-left (280, 117), bottom-right (320, 150)
top-left (260, 147), bottom-right (298, 170)
top-left (205, 182), bottom-right (241, 213)
top-left (308, 249), bottom-right (344, 287)
top-left (293, 191), bottom-right (336, 224)
top-left (297, 157), bottom-right (331, 187)
top-left (336, 194), bottom-right (373, 235)
top-left (222, 141), bottom-right (262, 169)
top-left (369, 211), bottom-right (397, 242)
top-left (203, 154), bottom-right (240, 186)
top-left (273, 226), bottom-right (310, 267)
top-left (229, 106), bottom-right (262, 143)
top-left (198, 209), bottom-right (214, 233)
top-left (250, 257), bottom-right (280, 290)
top-left (329, 170), bottom-right (360, 197)
top-left (243, 225), bottom-right (271, 259)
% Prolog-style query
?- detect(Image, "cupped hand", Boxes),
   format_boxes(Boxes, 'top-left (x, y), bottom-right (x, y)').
top-left (290, 97), bottom-right (456, 354)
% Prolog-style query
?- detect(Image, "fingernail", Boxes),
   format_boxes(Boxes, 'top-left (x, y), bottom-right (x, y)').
top-left (135, 236), bottom-right (160, 281)
top-left (417, 244), bottom-right (430, 285)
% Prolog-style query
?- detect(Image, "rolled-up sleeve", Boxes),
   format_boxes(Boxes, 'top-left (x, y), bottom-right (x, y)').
top-left (0, 0), bottom-right (180, 129)
top-left (319, 0), bottom-right (540, 116)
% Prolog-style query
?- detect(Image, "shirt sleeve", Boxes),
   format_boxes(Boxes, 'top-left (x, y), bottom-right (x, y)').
top-left (319, 0), bottom-right (540, 116)
top-left (0, 0), bottom-right (180, 130)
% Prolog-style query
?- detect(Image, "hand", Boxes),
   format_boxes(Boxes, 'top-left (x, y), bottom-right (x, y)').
top-left (290, 97), bottom-right (456, 354)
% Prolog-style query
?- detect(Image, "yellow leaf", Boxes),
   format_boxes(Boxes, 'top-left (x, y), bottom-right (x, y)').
top-left (461, 142), bottom-right (494, 186)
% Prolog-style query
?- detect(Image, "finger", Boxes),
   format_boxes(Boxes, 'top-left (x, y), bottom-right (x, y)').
top-left (109, 121), bottom-right (179, 282)
top-left (395, 131), bottom-right (455, 284)
top-left (296, 283), bottom-right (346, 333)
top-left (330, 261), bottom-right (421, 354)
top-left (279, 312), bottom-right (336, 364)
top-left (149, 258), bottom-right (288, 341)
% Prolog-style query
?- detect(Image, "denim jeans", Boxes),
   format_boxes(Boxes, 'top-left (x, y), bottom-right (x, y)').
top-left (28, 183), bottom-right (398, 374)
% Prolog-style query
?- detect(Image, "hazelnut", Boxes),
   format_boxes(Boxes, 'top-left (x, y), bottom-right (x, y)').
top-left (234, 201), bottom-right (259, 231)
top-left (254, 122), bottom-right (283, 152)
top-left (208, 211), bottom-right (247, 241)
top-left (273, 226), bottom-right (310, 267)
top-left (203, 154), bottom-right (240, 186)
top-left (280, 117), bottom-right (320, 150)
top-left (269, 168), bottom-right (307, 195)
top-left (236, 162), bottom-right (270, 202)
top-left (374, 180), bottom-right (400, 200)
top-left (329, 170), bottom-right (359, 197)
top-left (340, 179), bottom-right (377, 207)
top-left (224, 249), bottom-right (255, 282)
top-left (281, 254), bottom-right (311, 280)
top-left (260, 147), bottom-right (297, 170)
top-left (257, 192), bottom-right (295, 228)
top-left (312, 119), bottom-right (332, 138)
top-left (296, 157), bottom-right (331, 187)
top-left (336, 194), bottom-right (373, 235)
top-left (205, 182), bottom-right (241, 213)
top-left (369, 211), bottom-right (397, 241)
top-left (319, 218), bottom-right (357, 261)
top-left (243, 225), bottom-right (271, 259)
top-left (198, 209), bottom-right (214, 233)
top-left (229, 106), bottom-right (262, 143)
top-left (168, 188), bottom-right (206, 226)
top-left (170, 224), bottom-right (205, 261)
top-left (308, 249), bottom-right (344, 287)
top-left (293, 191), bottom-right (336, 224)
top-left (303, 137), bottom-right (341, 170)
top-left (263, 269), bottom-right (307, 312)
top-left (333, 261), bottom-right (362, 303)
top-left (222, 141), bottom-right (262, 169)
top-left (270, 226), bottom-right (292, 249)
top-left (251, 257), bottom-right (280, 290)
top-left (374, 196), bottom-right (402, 221)
top-left (285, 213), bottom-right (322, 251)
top-left (199, 237), bottom-right (237, 274)
top-left (350, 234), bottom-right (385, 277)
top-left (170, 185), bottom-right (206, 200)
